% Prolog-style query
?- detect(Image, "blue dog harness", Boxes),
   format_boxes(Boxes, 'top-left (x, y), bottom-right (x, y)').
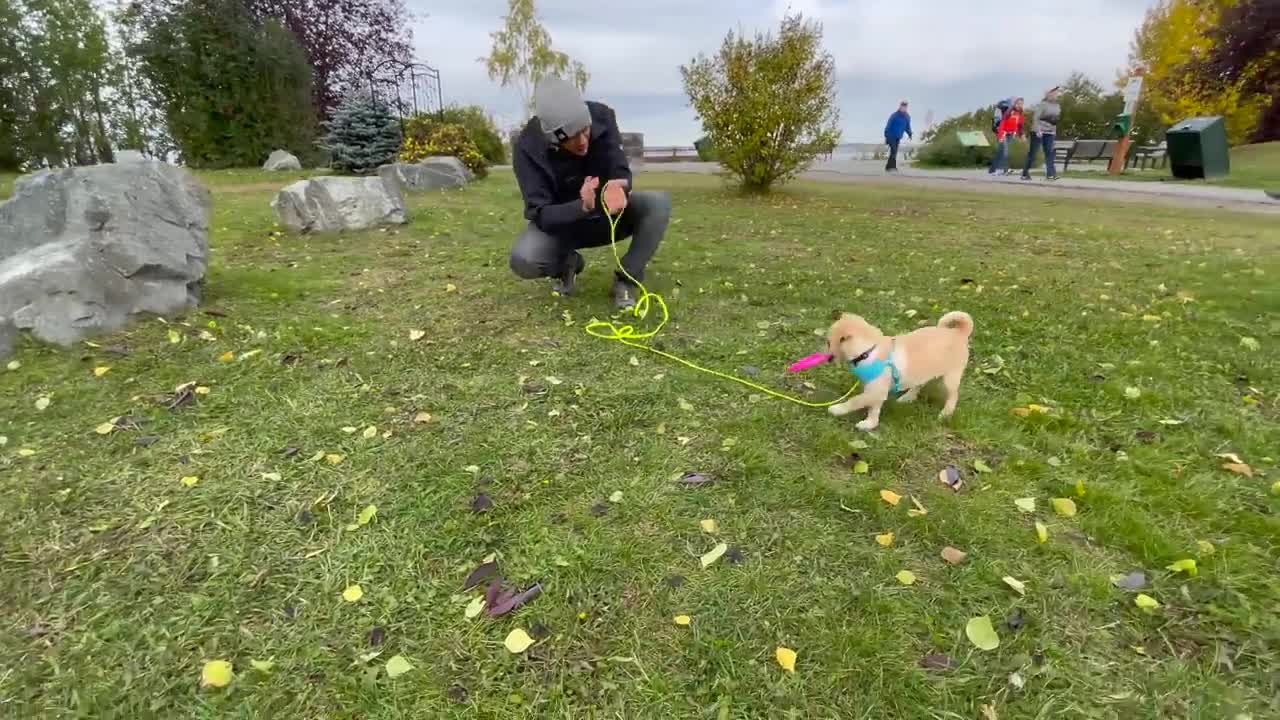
top-left (849, 344), bottom-right (903, 394)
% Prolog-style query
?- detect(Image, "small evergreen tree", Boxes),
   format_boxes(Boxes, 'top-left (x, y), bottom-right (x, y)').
top-left (322, 97), bottom-right (401, 173)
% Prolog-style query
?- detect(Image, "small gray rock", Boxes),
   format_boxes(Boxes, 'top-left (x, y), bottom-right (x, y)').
top-left (263, 149), bottom-right (302, 171)
top-left (271, 175), bottom-right (407, 233)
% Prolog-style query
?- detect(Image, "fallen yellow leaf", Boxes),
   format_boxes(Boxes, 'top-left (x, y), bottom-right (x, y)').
top-left (775, 646), bottom-right (797, 673)
top-left (700, 518), bottom-right (719, 534)
top-left (1196, 540), bottom-right (1215, 555)
top-left (464, 596), bottom-right (485, 619)
top-left (1002, 576), bottom-right (1026, 595)
top-left (700, 542), bottom-right (728, 568)
top-left (385, 654), bottom-right (414, 678)
top-left (168, 329), bottom-right (181, 344)
top-left (673, 615), bottom-right (691, 626)
top-left (907, 496), bottom-right (928, 517)
top-left (445, 283), bottom-right (457, 293)
top-left (895, 570), bottom-right (916, 585)
top-left (875, 532), bottom-right (894, 547)
top-left (17, 448), bottom-right (36, 457)
top-left (408, 329), bottom-right (425, 341)
top-left (1014, 497), bottom-right (1036, 513)
top-left (249, 659), bottom-right (273, 673)
top-left (93, 366), bottom-right (111, 377)
top-left (194, 386), bottom-right (211, 395)
top-left (965, 616), bottom-right (1000, 651)
top-left (35, 397), bottom-right (50, 411)
top-left (180, 475), bottom-right (200, 487)
top-left (1051, 498), bottom-right (1077, 517)
top-left (1134, 593), bottom-right (1160, 611)
top-left (325, 454), bottom-right (345, 465)
top-left (1035, 521), bottom-right (1048, 544)
top-left (342, 584), bottom-right (364, 603)
top-left (1075, 479), bottom-right (1087, 497)
top-left (413, 411), bottom-right (432, 423)
top-left (504, 628), bottom-right (534, 653)
top-left (200, 660), bottom-right (233, 688)
top-left (879, 489), bottom-right (902, 506)
top-left (362, 425), bottom-right (377, 439)
top-left (262, 472), bottom-right (282, 482)
top-left (217, 351), bottom-right (235, 363)
top-left (94, 419), bottom-right (117, 435)
top-left (1166, 558), bottom-right (1198, 577)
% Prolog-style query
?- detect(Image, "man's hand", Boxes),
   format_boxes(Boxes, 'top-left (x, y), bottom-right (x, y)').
top-left (580, 176), bottom-right (600, 211)
top-left (601, 179), bottom-right (628, 215)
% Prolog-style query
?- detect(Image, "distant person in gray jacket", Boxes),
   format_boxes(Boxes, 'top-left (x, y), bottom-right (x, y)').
top-left (1021, 87), bottom-right (1061, 181)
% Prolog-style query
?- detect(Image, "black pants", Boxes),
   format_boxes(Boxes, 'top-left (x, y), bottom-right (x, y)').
top-left (885, 139), bottom-right (900, 170)
top-left (509, 191), bottom-right (671, 284)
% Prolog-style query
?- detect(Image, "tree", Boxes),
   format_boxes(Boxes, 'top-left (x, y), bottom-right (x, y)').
top-left (1127, 0), bottom-right (1259, 145)
top-left (480, 0), bottom-right (588, 115)
top-left (0, 0), bottom-right (116, 169)
top-left (121, 0), bottom-right (318, 168)
top-left (244, 0), bottom-right (413, 121)
top-left (680, 13), bottom-right (840, 193)
top-left (1197, 0), bottom-right (1279, 142)
top-left (321, 96), bottom-right (400, 173)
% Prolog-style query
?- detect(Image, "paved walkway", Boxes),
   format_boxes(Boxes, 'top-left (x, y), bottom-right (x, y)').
top-left (643, 160), bottom-right (1280, 215)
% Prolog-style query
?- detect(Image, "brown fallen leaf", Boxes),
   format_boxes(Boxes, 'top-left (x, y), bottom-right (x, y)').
top-left (940, 546), bottom-right (968, 565)
top-left (488, 583), bottom-right (543, 617)
top-left (1221, 462), bottom-right (1253, 478)
top-left (462, 561), bottom-right (498, 591)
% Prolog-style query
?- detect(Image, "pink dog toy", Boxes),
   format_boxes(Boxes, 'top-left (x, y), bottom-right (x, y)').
top-left (787, 352), bottom-right (833, 373)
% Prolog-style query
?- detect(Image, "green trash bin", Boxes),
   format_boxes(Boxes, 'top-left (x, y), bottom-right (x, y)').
top-left (1165, 116), bottom-right (1229, 180)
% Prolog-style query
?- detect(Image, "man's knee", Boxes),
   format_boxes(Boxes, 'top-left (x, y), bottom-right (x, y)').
top-left (510, 226), bottom-right (556, 279)
top-left (629, 191), bottom-right (672, 222)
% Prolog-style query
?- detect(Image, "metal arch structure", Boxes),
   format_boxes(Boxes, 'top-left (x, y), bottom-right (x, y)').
top-left (366, 59), bottom-right (444, 124)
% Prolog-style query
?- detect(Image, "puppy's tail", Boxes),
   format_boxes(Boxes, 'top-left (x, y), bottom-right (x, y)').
top-left (938, 311), bottom-right (974, 338)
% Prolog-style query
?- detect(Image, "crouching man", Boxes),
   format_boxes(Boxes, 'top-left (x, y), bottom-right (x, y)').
top-left (509, 77), bottom-right (671, 309)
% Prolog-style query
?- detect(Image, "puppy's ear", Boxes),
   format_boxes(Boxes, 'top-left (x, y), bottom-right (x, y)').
top-left (830, 309), bottom-right (843, 321)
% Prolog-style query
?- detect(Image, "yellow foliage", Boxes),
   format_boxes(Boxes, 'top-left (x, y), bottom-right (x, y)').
top-left (1127, 0), bottom-right (1262, 144)
top-left (399, 121), bottom-right (488, 178)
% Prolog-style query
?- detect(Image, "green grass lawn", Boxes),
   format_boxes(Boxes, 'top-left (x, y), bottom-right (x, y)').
top-left (2, 169), bottom-right (1278, 718)
top-left (1066, 141), bottom-right (1280, 190)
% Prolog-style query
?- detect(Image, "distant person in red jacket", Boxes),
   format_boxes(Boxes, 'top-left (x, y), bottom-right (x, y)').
top-left (988, 97), bottom-right (1024, 175)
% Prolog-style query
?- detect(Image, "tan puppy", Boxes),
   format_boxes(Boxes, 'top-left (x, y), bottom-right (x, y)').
top-left (826, 311), bottom-right (974, 431)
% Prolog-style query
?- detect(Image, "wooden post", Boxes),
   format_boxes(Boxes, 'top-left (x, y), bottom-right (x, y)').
top-left (1109, 71), bottom-right (1145, 175)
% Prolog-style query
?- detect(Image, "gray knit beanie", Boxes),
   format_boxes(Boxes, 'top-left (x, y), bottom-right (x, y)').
top-left (535, 77), bottom-right (591, 144)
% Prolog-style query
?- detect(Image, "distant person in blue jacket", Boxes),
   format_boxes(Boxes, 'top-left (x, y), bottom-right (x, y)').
top-left (884, 101), bottom-right (913, 171)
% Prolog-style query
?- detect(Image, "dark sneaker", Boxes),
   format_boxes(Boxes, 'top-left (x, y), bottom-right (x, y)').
top-left (1020, 174), bottom-right (1031, 181)
top-left (552, 252), bottom-right (585, 296)
top-left (611, 278), bottom-right (637, 311)
top-left (1046, 175), bottom-right (1060, 181)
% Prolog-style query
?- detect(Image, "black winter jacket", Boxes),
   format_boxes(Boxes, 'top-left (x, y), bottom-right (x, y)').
top-left (513, 101), bottom-right (633, 232)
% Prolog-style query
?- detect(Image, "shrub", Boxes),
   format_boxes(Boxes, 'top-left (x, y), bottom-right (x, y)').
top-left (693, 136), bottom-right (718, 162)
top-left (321, 97), bottom-right (401, 173)
top-left (680, 13), bottom-right (840, 192)
top-left (400, 120), bottom-right (487, 178)
top-left (438, 106), bottom-right (506, 165)
top-left (915, 131), bottom-right (1034, 170)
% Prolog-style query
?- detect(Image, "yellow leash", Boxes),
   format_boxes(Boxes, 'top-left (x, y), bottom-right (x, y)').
top-left (581, 198), bottom-right (859, 408)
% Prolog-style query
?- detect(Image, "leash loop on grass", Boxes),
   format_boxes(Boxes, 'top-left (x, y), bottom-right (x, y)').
top-left (581, 197), bottom-right (859, 409)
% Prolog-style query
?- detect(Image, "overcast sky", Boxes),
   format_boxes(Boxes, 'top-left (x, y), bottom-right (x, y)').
top-left (410, 0), bottom-right (1153, 145)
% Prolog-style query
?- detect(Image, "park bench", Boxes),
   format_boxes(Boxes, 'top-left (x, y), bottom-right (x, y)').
top-left (1126, 143), bottom-right (1167, 170)
top-left (1061, 139), bottom-right (1119, 172)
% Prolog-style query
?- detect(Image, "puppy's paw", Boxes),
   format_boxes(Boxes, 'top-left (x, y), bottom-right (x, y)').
top-left (938, 409), bottom-right (955, 421)
top-left (855, 418), bottom-right (879, 432)
top-left (828, 404), bottom-right (848, 417)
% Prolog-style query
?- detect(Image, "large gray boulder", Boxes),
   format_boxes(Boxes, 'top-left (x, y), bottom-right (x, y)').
top-left (271, 175), bottom-right (407, 232)
top-left (378, 161), bottom-right (469, 192)
top-left (263, 149), bottom-right (302, 171)
top-left (0, 162), bottom-right (210, 357)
